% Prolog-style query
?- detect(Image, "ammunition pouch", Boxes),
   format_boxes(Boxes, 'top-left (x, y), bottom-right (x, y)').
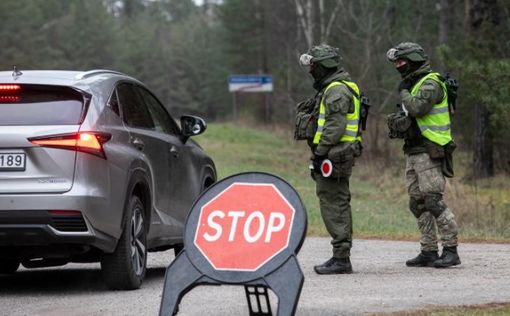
top-left (327, 143), bottom-right (357, 178)
top-left (387, 112), bottom-right (412, 139)
top-left (294, 112), bottom-right (316, 141)
top-left (442, 141), bottom-right (457, 178)
top-left (294, 98), bottom-right (317, 141)
top-left (425, 140), bottom-right (456, 178)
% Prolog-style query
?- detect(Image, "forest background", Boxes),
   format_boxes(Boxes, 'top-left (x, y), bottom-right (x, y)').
top-left (1, 0), bottom-right (509, 239)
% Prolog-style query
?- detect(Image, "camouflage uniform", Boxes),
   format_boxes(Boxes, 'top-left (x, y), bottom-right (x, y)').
top-left (387, 42), bottom-right (460, 267)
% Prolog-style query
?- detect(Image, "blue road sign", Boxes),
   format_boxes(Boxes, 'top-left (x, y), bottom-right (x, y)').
top-left (228, 74), bottom-right (273, 92)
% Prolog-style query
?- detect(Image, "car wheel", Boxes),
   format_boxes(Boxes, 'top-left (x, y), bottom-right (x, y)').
top-left (0, 260), bottom-right (20, 274)
top-left (101, 195), bottom-right (147, 290)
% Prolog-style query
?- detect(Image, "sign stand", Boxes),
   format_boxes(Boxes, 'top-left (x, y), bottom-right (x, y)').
top-left (159, 172), bottom-right (307, 316)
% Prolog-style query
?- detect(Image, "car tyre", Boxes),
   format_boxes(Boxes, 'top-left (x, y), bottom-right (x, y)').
top-left (101, 195), bottom-right (147, 290)
top-left (0, 260), bottom-right (20, 274)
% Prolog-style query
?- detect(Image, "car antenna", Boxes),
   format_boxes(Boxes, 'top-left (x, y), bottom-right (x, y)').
top-left (12, 66), bottom-right (23, 79)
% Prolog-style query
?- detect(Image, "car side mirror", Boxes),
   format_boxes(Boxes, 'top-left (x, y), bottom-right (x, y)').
top-left (180, 115), bottom-right (207, 142)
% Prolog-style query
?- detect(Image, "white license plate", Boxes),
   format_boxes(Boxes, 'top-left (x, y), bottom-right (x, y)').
top-left (0, 153), bottom-right (26, 171)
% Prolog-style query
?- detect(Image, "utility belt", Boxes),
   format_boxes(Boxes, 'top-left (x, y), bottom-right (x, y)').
top-left (387, 112), bottom-right (456, 177)
top-left (320, 142), bottom-right (362, 179)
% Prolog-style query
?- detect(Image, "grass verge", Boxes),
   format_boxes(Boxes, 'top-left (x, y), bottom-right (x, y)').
top-left (195, 122), bottom-right (510, 242)
top-left (377, 302), bottom-right (510, 316)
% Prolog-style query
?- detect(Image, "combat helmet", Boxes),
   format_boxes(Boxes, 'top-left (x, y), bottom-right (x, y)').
top-left (386, 42), bottom-right (428, 63)
top-left (300, 44), bottom-right (341, 68)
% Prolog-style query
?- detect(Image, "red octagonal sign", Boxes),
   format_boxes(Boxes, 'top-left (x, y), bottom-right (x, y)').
top-left (194, 182), bottom-right (295, 271)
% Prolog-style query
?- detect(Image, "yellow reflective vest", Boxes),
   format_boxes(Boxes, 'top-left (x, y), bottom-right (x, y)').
top-left (410, 72), bottom-right (452, 146)
top-left (313, 81), bottom-right (361, 145)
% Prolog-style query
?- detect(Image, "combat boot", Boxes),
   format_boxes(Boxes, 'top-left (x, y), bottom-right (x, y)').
top-left (434, 246), bottom-right (461, 268)
top-left (405, 250), bottom-right (439, 267)
top-left (314, 257), bottom-right (353, 274)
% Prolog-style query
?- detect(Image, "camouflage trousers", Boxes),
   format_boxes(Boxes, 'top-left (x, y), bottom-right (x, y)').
top-left (405, 153), bottom-right (459, 251)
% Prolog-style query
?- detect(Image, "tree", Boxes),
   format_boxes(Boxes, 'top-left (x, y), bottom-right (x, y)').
top-left (467, 0), bottom-right (507, 177)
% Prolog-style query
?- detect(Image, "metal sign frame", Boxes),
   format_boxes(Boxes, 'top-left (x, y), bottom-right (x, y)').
top-left (159, 172), bottom-right (307, 316)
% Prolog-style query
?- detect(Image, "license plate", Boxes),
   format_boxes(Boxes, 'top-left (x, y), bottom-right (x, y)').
top-left (0, 153), bottom-right (26, 171)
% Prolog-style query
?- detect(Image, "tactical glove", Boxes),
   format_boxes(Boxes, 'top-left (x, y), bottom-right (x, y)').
top-left (312, 154), bottom-right (327, 171)
top-left (387, 112), bottom-right (411, 139)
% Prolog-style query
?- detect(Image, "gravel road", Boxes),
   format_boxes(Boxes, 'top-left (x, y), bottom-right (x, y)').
top-left (1, 237), bottom-right (509, 315)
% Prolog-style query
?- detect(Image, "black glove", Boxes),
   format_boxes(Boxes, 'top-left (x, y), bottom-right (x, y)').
top-left (312, 155), bottom-right (327, 171)
top-left (398, 79), bottom-right (413, 92)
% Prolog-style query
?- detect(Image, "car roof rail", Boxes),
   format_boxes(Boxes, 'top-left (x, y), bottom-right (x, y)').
top-left (75, 69), bottom-right (128, 80)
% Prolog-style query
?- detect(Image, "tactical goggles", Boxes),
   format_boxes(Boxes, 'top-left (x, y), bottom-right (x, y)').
top-left (386, 48), bottom-right (399, 62)
top-left (299, 54), bottom-right (314, 66)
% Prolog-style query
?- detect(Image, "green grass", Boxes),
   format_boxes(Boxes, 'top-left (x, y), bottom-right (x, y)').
top-left (384, 303), bottom-right (510, 316)
top-left (195, 122), bottom-right (510, 241)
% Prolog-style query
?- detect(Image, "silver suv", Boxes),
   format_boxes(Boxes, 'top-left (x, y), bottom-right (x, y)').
top-left (0, 69), bottom-right (216, 289)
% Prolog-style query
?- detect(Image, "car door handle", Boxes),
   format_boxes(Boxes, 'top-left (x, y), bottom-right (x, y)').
top-left (131, 138), bottom-right (145, 151)
top-left (170, 145), bottom-right (179, 158)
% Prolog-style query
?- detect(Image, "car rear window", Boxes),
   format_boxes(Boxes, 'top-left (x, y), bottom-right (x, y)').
top-left (0, 84), bottom-right (85, 125)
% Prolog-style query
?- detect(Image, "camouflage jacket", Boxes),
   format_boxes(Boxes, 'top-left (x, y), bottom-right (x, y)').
top-left (399, 62), bottom-right (444, 155)
top-left (308, 68), bottom-right (355, 157)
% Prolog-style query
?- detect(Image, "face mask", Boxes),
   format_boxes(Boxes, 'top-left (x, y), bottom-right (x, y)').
top-left (309, 63), bottom-right (329, 81)
top-left (397, 63), bottom-right (410, 77)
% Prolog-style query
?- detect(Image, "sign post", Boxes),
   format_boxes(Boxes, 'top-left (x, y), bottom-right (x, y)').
top-left (159, 172), bottom-right (307, 316)
top-left (228, 75), bottom-right (273, 121)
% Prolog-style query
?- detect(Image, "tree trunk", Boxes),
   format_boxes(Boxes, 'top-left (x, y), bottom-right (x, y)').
top-left (473, 103), bottom-right (494, 177)
top-left (438, 0), bottom-right (451, 45)
top-left (469, 0), bottom-right (499, 177)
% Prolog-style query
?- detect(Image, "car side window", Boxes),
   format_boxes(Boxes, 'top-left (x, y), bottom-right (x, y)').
top-left (136, 87), bottom-right (180, 135)
top-left (117, 83), bottom-right (155, 129)
top-left (107, 88), bottom-right (120, 116)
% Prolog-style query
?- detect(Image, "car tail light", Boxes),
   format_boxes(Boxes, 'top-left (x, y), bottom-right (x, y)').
top-left (0, 84), bottom-right (21, 102)
top-left (28, 132), bottom-right (112, 159)
top-left (0, 84), bottom-right (21, 91)
top-left (0, 95), bottom-right (20, 102)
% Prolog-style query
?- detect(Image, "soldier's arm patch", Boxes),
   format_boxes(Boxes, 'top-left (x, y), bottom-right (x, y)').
top-left (418, 80), bottom-right (443, 104)
top-left (403, 80), bottom-right (442, 117)
top-left (324, 85), bottom-right (350, 115)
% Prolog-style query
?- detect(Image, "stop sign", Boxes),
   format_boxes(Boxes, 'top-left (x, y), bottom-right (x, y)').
top-left (194, 183), bottom-right (295, 271)
top-left (160, 173), bottom-right (307, 316)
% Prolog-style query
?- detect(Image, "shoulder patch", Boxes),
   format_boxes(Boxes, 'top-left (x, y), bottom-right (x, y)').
top-left (325, 85), bottom-right (351, 112)
top-left (418, 80), bottom-right (442, 101)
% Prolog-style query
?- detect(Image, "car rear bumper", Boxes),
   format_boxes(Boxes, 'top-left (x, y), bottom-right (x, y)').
top-left (0, 193), bottom-right (119, 252)
top-left (0, 224), bottom-right (95, 246)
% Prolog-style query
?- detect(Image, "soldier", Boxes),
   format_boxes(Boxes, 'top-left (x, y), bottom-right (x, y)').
top-left (386, 42), bottom-right (461, 268)
top-left (295, 44), bottom-right (363, 274)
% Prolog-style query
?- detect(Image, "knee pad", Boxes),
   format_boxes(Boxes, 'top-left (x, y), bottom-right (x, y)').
top-left (424, 193), bottom-right (446, 217)
top-left (409, 197), bottom-right (425, 218)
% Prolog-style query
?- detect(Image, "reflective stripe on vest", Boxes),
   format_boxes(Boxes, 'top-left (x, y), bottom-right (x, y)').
top-left (411, 72), bottom-right (452, 146)
top-left (313, 81), bottom-right (361, 144)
